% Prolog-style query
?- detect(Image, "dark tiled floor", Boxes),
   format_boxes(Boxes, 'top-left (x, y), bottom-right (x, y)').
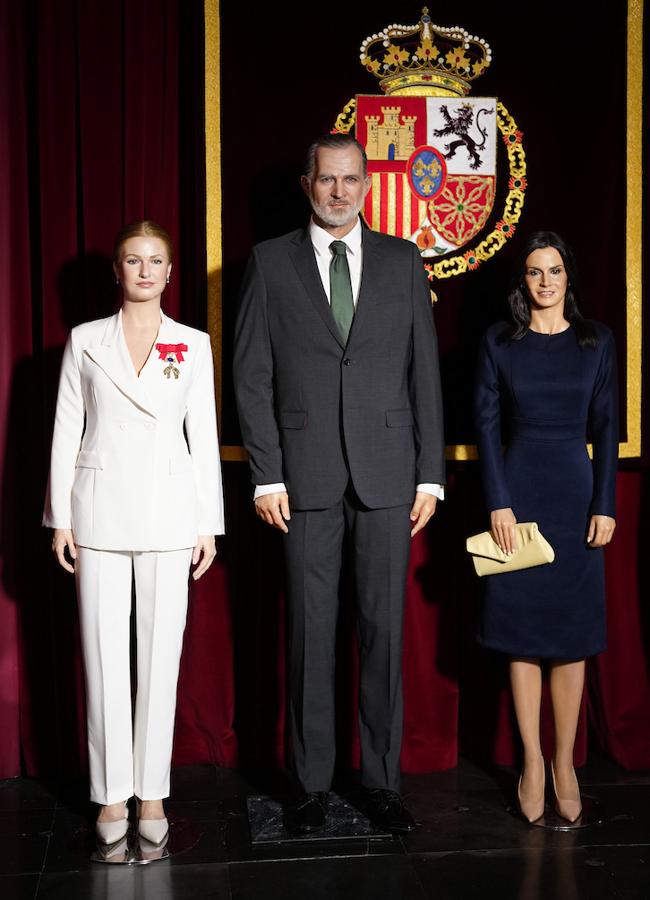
top-left (0, 752), bottom-right (648, 899)
top-left (411, 846), bottom-right (650, 900)
top-left (37, 863), bottom-right (231, 899)
top-left (229, 856), bottom-right (427, 900)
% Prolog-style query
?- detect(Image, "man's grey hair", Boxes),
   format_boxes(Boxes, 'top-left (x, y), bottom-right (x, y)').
top-left (304, 134), bottom-right (368, 179)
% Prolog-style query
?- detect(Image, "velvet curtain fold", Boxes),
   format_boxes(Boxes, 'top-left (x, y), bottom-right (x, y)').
top-left (0, 0), bottom-right (31, 780)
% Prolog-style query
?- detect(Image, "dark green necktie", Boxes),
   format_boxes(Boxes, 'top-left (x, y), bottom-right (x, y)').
top-left (329, 240), bottom-right (354, 343)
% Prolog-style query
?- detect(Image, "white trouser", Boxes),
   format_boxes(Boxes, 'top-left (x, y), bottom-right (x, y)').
top-left (75, 546), bottom-right (193, 805)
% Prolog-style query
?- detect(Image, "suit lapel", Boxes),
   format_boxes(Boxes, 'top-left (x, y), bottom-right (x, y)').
top-left (288, 231), bottom-right (345, 349)
top-left (84, 311), bottom-right (158, 418)
top-left (347, 228), bottom-right (383, 344)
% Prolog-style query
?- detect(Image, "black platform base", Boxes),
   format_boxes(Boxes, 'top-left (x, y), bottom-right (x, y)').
top-left (247, 793), bottom-right (391, 843)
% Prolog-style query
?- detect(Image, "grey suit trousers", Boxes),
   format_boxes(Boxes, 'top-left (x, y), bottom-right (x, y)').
top-left (283, 487), bottom-right (412, 793)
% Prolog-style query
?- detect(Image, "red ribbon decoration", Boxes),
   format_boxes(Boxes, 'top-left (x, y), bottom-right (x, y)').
top-left (155, 343), bottom-right (188, 362)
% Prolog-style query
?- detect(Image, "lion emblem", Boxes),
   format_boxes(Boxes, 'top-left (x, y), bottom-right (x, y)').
top-left (433, 104), bottom-right (494, 170)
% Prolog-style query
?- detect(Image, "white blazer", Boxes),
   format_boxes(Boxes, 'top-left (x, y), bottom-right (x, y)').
top-left (43, 310), bottom-right (225, 551)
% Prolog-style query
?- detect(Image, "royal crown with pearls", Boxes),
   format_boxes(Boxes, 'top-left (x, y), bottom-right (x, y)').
top-left (360, 7), bottom-right (491, 98)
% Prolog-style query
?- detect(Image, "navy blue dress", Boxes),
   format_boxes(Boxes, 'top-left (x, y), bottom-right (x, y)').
top-left (474, 322), bottom-right (618, 659)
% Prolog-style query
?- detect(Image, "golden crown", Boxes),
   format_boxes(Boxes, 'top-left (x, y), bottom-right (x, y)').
top-left (360, 8), bottom-right (491, 97)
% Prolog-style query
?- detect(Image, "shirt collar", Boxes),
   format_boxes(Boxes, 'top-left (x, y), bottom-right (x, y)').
top-left (309, 217), bottom-right (363, 257)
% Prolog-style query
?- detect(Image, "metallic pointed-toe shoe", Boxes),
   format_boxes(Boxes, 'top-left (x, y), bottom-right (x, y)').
top-left (136, 799), bottom-right (169, 847)
top-left (95, 802), bottom-right (129, 848)
top-left (138, 817), bottom-right (169, 846)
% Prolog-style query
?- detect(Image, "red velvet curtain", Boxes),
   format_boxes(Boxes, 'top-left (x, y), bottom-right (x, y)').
top-left (0, 0), bottom-right (30, 779)
top-left (0, 1), bottom-right (648, 784)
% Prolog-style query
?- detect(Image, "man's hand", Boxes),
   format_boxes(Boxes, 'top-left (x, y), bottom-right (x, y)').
top-left (587, 515), bottom-right (615, 548)
top-left (52, 528), bottom-right (77, 573)
top-left (192, 535), bottom-right (217, 580)
top-left (255, 491), bottom-right (291, 533)
top-left (409, 492), bottom-right (438, 537)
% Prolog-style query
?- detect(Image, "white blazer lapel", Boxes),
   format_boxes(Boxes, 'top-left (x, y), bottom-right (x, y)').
top-left (84, 311), bottom-right (158, 418)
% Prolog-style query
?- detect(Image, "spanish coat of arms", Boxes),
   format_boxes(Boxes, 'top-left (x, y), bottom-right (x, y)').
top-left (334, 8), bottom-right (527, 280)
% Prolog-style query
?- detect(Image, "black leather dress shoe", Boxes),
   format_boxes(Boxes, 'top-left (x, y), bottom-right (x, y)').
top-left (285, 791), bottom-right (329, 834)
top-left (362, 789), bottom-right (418, 833)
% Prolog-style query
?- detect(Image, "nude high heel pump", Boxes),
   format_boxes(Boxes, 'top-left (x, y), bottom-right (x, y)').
top-left (551, 761), bottom-right (582, 823)
top-left (95, 802), bottom-right (129, 848)
top-left (136, 799), bottom-right (169, 846)
top-left (517, 761), bottom-right (546, 824)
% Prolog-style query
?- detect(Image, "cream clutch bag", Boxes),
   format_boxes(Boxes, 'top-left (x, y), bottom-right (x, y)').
top-left (466, 522), bottom-right (555, 577)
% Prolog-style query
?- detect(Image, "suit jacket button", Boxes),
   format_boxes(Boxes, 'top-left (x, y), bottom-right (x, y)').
top-left (343, 358), bottom-right (353, 366)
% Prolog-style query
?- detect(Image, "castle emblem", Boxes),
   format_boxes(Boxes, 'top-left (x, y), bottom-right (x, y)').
top-left (365, 107), bottom-right (416, 160)
top-left (333, 8), bottom-right (527, 280)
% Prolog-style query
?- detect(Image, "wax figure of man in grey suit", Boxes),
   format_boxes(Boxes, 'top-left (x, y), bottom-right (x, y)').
top-left (234, 134), bottom-right (445, 833)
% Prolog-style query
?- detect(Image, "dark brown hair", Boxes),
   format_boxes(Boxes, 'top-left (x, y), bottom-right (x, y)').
top-left (504, 230), bottom-right (597, 349)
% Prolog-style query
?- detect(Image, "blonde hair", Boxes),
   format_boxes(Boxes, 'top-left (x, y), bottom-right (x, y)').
top-left (113, 220), bottom-right (173, 262)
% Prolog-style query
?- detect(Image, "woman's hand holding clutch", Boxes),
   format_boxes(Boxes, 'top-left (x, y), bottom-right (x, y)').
top-left (490, 508), bottom-right (518, 555)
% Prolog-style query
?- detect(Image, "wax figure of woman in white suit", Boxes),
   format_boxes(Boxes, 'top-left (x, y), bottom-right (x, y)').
top-left (43, 220), bottom-right (224, 850)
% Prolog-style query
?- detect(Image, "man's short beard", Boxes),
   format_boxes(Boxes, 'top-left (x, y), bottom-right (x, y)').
top-left (310, 198), bottom-right (362, 228)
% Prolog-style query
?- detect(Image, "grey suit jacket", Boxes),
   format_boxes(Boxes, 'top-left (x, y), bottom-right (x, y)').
top-left (233, 224), bottom-right (445, 510)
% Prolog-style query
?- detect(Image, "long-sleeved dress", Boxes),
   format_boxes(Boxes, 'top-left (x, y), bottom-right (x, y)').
top-left (474, 322), bottom-right (618, 659)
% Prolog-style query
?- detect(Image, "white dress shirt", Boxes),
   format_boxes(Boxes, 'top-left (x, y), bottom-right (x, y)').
top-left (310, 217), bottom-right (364, 306)
top-left (254, 218), bottom-right (444, 502)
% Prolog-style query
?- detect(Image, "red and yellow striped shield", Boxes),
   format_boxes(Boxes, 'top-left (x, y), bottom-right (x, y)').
top-left (356, 95), bottom-right (497, 259)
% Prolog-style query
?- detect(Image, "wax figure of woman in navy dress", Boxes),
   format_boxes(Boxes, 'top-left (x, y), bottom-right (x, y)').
top-left (44, 221), bottom-right (224, 851)
top-left (474, 231), bottom-right (618, 824)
